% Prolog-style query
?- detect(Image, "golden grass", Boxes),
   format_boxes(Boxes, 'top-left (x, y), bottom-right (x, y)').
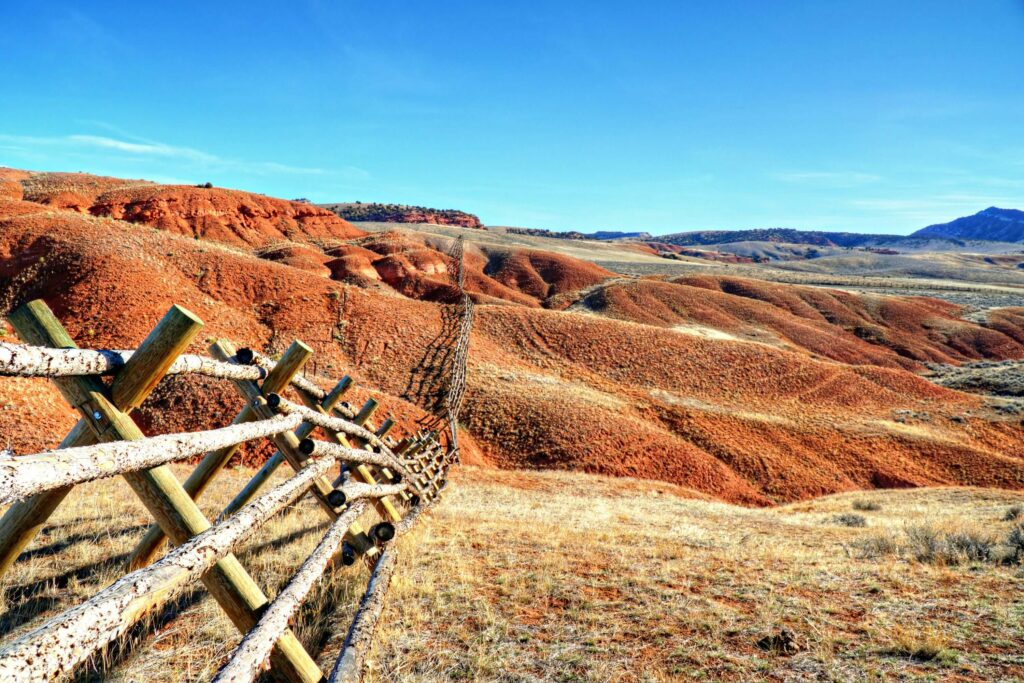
top-left (1, 466), bottom-right (1023, 681)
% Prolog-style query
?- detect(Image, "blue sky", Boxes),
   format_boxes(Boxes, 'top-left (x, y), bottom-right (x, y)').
top-left (1, 1), bottom-right (1023, 235)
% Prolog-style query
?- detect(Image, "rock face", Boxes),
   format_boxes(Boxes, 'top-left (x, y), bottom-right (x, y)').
top-left (90, 185), bottom-right (366, 247)
top-left (912, 207), bottom-right (1024, 243)
top-left (14, 171), bottom-right (365, 247)
top-left (322, 202), bottom-right (484, 229)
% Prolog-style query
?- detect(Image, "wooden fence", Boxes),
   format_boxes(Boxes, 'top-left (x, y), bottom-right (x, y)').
top-left (0, 299), bottom-right (457, 683)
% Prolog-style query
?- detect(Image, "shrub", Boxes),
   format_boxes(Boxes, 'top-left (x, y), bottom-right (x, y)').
top-left (197, 181), bottom-right (214, 189)
top-left (945, 532), bottom-right (993, 563)
top-left (1007, 525), bottom-right (1024, 564)
top-left (1004, 505), bottom-right (1023, 521)
top-left (853, 500), bottom-right (881, 512)
top-left (854, 533), bottom-right (899, 558)
top-left (833, 514), bottom-right (867, 528)
top-left (907, 525), bottom-right (996, 565)
top-left (906, 525), bottom-right (943, 563)
top-left (855, 525), bottom-right (1018, 565)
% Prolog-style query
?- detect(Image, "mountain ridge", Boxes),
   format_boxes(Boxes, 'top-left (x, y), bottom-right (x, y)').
top-left (912, 207), bottom-right (1024, 242)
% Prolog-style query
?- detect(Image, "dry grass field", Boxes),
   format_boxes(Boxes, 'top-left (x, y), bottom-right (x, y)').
top-left (2, 465), bottom-right (1023, 682)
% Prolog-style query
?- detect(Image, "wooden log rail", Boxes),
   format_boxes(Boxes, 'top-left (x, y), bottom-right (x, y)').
top-left (0, 452), bottom-right (387, 682)
top-left (267, 395), bottom-right (398, 461)
top-left (0, 411), bottom-right (302, 504)
top-left (301, 440), bottom-right (426, 500)
top-left (0, 299), bottom-right (463, 683)
top-left (211, 497), bottom-right (370, 683)
top-left (328, 546), bottom-right (400, 683)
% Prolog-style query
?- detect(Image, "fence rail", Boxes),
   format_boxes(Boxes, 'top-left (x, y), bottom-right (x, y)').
top-left (0, 297), bottom-right (462, 683)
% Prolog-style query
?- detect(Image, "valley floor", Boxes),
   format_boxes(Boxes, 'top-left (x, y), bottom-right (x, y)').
top-left (1, 466), bottom-right (1023, 682)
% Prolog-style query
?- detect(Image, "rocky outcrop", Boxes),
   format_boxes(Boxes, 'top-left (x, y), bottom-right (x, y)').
top-left (322, 202), bottom-right (483, 229)
top-left (88, 186), bottom-right (366, 247)
top-left (11, 171), bottom-right (366, 248)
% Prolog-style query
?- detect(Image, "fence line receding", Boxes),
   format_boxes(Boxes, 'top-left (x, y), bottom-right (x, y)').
top-left (0, 285), bottom-right (470, 682)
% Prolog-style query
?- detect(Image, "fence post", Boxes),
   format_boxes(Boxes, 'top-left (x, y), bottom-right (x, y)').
top-left (0, 302), bottom-right (202, 577)
top-left (1, 300), bottom-right (324, 683)
top-left (220, 376), bottom-right (352, 517)
top-left (127, 339), bottom-right (313, 568)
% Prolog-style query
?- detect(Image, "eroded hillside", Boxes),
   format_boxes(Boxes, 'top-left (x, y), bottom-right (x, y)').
top-left (1, 168), bottom-right (1023, 504)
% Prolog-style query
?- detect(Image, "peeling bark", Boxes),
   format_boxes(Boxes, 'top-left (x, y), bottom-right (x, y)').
top-left (0, 413), bottom-right (302, 505)
top-left (305, 440), bottom-right (422, 499)
top-left (0, 453), bottom-right (339, 683)
top-left (327, 546), bottom-right (400, 683)
top-left (340, 481), bottom-right (407, 503)
top-left (0, 343), bottom-right (266, 381)
top-left (213, 501), bottom-right (369, 683)
top-left (271, 399), bottom-right (399, 466)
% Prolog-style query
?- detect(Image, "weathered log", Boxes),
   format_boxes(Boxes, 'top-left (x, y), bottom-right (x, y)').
top-left (269, 397), bottom-right (394, 459)
top-left (341, 481), bottom-right (407, 502)
top-left (127, 339), bottom-right (313, 569)
top-left (0, 342), bottom-right (267, 381)
top-left (0, 453), bottom-right (346, 683)
top-left (0, 413), bottom-right (302, 504)
top-left (327, 546), bottom-right (401, 683)
top-left (224, 348), bottom-right (385, 566)
top-left (0, 302), bottom-right (323, 682)
top-left (211, 500), bottom-right (371, 683)
top-left (250, 350), bottom-right (354, 413)
top-left (0, 303), bottom-right (202, 577)
top-left (283, 386), bottom-right (403, 539)
top-left (208, 342), bottom-right (341, 517)
top-left (217, 376), bottom-right (352, 522)
top-left (302, 440), bottom-right (420, 497)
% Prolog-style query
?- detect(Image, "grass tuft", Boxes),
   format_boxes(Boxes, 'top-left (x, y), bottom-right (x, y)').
top-left (883, 627), bottom-right (959, 666)
top-left (832, 513), bottom-right (867, 527)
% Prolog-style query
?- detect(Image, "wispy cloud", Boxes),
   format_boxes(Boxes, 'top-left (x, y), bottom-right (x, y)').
top-left (0, 132), bottom-right (360, 178)
top-left (848, 193), bottom-right (1019, 225)
top-left (773, 170), bottom-right (882, 186)
top-left (67, 134), bottom-right (219, 163)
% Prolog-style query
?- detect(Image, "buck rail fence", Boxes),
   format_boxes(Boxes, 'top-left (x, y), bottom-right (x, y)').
top-left (0, 295), bottom-right (465, 683)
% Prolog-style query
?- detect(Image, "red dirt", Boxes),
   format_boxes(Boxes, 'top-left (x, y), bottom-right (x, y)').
top-left (573, 276), bottom-right (1024, 369)
top-left (89, 185), bottom-right (366, 247)
top-left (13, 170), bottom-right (365, 247)
top-left (481, 248), bottom-right (613, 301)
top-left (1, 169), bottom-right (1022, 505)
top-left (337, 231), bottom-right (611, 307)
top-left (256, 245), bottom-right (332, 277)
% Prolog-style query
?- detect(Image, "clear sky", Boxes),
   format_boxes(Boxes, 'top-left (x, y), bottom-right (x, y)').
top-left (2, 2), bottom-right (1023, 235)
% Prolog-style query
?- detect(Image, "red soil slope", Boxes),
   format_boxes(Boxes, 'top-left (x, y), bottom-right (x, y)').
top-left (1, 171), bottom-right (1023, 504)
top-left (13, 171), bottom-right (365, 247)
top-left (482, 249), bottom-right (613, 300)
top-left (326, 231), bottom-right (612, 307)
top-left (572, 276), bottom-right (1024, 369)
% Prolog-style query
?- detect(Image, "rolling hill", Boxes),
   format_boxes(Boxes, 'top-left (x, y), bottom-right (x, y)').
top-left (1, 168), bottom-right (1023, 506)
top-left (912, 207), bottom-right (1024, 242)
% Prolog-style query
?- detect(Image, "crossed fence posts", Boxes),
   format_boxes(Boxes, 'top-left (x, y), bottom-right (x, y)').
top-left (0, 298), bottom-right (459, 683)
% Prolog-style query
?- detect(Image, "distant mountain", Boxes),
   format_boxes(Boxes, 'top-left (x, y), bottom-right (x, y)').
top-left (504, 227), bottom-right (653, 241)
top-left (321, 202), bottom-right (483, 229)
top-left (588, 230), bottom-right (653, 240)
top-left (655, 228), bottom-right (907, 248)
top-left (911, 207), bottom-right (1024, 242)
